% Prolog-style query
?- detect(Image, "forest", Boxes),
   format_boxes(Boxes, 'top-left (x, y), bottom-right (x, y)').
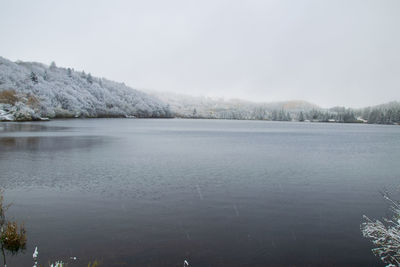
top-left (154, 92), bottom-right (400, 124)
top-left (0, 57), bottom-right (172, 120)
top-left (1, 56), bottom-right (399, 124)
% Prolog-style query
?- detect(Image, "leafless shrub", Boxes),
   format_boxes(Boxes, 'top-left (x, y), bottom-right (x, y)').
top-left (361, 192), bottom-right (400, 266)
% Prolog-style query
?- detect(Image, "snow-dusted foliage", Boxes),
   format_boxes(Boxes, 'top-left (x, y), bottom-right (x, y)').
top-left (150, 91), bottom-right (317, 121)
top-left (361, 194), bottom-right (400, 266)
top-left (0, 57), bottom-right (172, 120)
top-left (33, 246), bottom-right (66, 267)
top-left (151, 91), bottom-right (400, 124)
top-left (0, 102), bottom-right (43, 121)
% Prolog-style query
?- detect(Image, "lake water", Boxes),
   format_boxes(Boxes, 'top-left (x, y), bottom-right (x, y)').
top-left (0, 119), bottom-right (399, 266)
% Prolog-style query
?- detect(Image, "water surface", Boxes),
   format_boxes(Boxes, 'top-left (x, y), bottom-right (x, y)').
top-left (0, 119), bottom-right (399, 266)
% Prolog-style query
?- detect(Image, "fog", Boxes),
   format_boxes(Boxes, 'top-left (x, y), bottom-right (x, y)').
top-left (1, 0), bottom-right (399, 108)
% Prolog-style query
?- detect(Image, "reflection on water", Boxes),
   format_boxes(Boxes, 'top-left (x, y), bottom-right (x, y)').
top-left (0, 123), bottom-right (68, 133)
top-left (0, 119), bottom-right (399, 266)
top-left (0, 136), bottom-right (104, 152)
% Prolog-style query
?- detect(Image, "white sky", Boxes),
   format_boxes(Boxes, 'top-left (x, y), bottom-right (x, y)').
top-left (1, 0), bottom-right (399, 108)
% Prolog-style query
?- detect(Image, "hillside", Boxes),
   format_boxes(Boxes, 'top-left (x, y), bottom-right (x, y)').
top-left (149, 91), bottom-right (400, 124)
top-left (149, 91), bottom-right (319, 120)
top-left (0, 57), bottom-right (172, 121)
top-left (0, 57), bottom-right (399, 124)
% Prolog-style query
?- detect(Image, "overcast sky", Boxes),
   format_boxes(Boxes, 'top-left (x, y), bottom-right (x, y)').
top-left (1, 0), bottom-right (399, 108)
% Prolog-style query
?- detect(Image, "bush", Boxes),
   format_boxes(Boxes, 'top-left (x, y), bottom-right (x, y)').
top-left (0, 221), bottom-right (27, 253)
top-left (361, 193), bottom-right (400, 266)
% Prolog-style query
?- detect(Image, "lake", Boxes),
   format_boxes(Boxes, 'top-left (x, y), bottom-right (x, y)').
top-left (0, 119), bottom-right (399, 266)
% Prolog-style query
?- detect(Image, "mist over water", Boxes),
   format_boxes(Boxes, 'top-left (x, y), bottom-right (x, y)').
top-left (1, 119), bottom-right (399, 266)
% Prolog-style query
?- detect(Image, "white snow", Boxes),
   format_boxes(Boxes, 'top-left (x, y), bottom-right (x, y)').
top-left (32, 246), bottom-right (38, 259)
top-left (0, 57), bottom-right (172, 120)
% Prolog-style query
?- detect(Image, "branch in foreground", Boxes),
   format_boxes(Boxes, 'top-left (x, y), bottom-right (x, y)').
top-left (361, 193), bottom-right (400, 266)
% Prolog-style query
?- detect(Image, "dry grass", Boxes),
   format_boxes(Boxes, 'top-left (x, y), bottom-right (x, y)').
top-left (27, 94), bottom-right (40, 108)
top-left (88, 259), bottom-right (101, 267)
top-left (0, 221), bottom-right (27, 253)
top-left (0, 90), bottom-right (19, 105)
top-left (0, 189), bottom-right (26, 267)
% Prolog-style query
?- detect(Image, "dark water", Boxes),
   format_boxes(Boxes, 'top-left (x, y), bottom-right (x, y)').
top-left (0, 119), bottom-right (399, 266)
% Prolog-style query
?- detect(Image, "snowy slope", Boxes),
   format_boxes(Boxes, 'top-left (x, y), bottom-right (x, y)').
top-left (0, 57), bottom-right (172, 120)
top-left (149, 91), bottom-right (319, 120)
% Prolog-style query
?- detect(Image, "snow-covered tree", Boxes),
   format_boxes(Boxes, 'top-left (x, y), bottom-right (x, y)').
top-left (0, 56), bottom-right (172, 120)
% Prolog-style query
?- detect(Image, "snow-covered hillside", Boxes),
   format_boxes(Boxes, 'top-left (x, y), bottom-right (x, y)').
top-left (1, 56), bottom-right (398, 124)
top-left (149, 91), bottom-right (400, 124)
top-left (149, 91), bottom-right (319, 120)
top-left (0, 57), bottom-right (172, 121)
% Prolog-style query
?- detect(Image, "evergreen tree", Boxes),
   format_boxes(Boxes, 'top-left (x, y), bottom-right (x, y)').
top-left (396, 109), bottom-right (400, 123)
top-left (87, 73), bottom-right (93, 84)
top-left (30, 72), bottom-right (38, 84)
top-left (49, 61), bottom-right (56, 70)
top-left (368, 109), bottom-right (380, 124)
top-left (298, 111), bottom-right (305, 122)
top-left (271, 110), bottom-right (278, 121)
top-left (286, 112), bottom-right (291, 121)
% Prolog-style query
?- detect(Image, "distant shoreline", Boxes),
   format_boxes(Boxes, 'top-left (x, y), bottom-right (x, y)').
top-left (1, 116), bottom-right (399, 126)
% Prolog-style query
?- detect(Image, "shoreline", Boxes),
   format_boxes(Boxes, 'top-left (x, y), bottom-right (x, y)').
top-left (1, 116), bottom-right (399, 126)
